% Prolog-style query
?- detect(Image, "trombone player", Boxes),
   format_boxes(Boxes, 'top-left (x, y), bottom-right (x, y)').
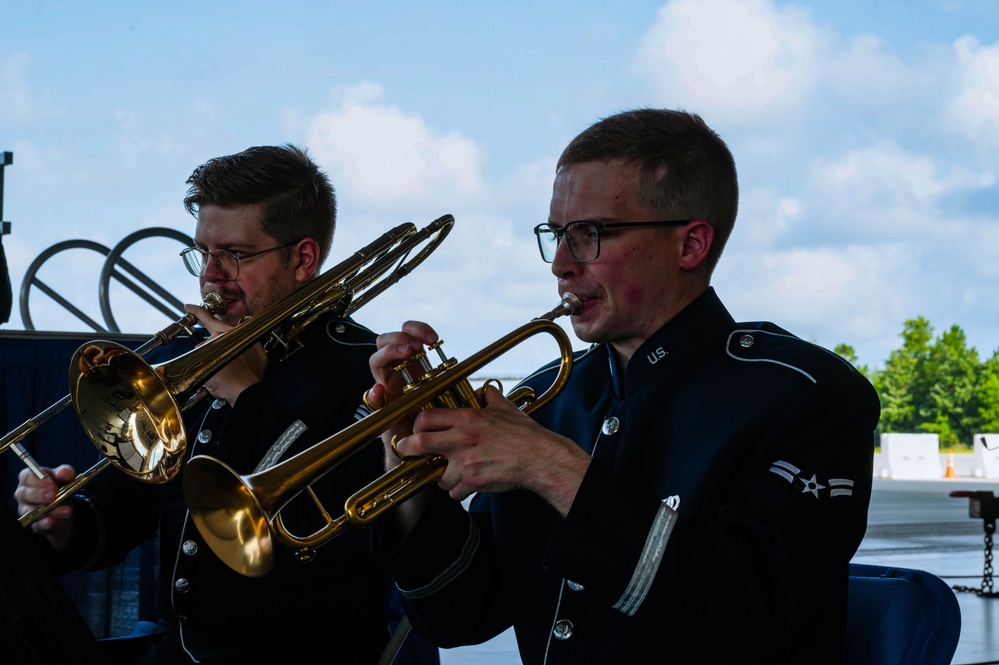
top-left (365, 109), bottom-right (881, 663)
top-left (13, 145), bottom-right (431, 664)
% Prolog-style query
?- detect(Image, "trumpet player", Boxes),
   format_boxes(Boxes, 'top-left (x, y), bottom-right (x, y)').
top-left (366, 109), bottom-right (881, 664)
top-left (14, 145), bottom-right (431, 664)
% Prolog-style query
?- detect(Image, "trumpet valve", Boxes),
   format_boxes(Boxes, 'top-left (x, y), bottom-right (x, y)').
top-left (393, 359), bottom-right (416, 384)
top-left (428, 340), bottom-right (448, 364)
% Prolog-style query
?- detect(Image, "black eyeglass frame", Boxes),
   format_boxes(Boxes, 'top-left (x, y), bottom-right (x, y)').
top-left (179, 240), bottom-right (300, 279)
top-left (533, 220), bottom-right (691, 263)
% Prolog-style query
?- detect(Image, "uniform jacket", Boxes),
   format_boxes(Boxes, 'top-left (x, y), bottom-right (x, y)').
top-left (375, 288), bottom-right (881, 664)
top-left (42, 311), bottom-right (390, 663)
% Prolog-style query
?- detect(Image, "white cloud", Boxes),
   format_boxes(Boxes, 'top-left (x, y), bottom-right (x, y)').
top-left (495, 156), bottom-right (559, 223)
top-left (717, 124), bottom-right (998, 371)
top-left (303, 82), bottom-right (485, 207)
top-left (822, 34), bottom-right (934, 102)
top-left (948, 36), bottom-right (999, 150)
top-left (716, 240), bottom-right (922, 368)
top-left (632, 0), bottom-right (822, 123)
top-left (806, 141), bottom-right (994, 239)
top-left (274, 84), bottom-right (568, 377)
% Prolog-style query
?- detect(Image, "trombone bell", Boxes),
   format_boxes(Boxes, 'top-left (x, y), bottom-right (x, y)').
top-left (70, 341), bottom-right (187, 483)
top-left (11, 293), bottom-right (226, 528)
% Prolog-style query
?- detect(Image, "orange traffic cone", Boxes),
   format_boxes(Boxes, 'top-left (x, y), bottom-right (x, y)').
top-left (945, 451), bottom-right (958, 478)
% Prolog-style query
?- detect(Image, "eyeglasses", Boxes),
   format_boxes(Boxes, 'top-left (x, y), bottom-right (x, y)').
top-left (533, 220), bottom-right (691, 263)
top-left (180, 241), bottom-right (299, 280)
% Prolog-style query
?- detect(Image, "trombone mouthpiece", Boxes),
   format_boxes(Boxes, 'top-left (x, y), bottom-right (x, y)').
top-left (202, 292), bottom-right (227, 316)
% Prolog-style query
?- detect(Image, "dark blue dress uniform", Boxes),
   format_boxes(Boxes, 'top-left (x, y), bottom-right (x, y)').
top-left (374, 288), bottom-right (880, 664)
top-left (41, 312), bottom-right (393, 663)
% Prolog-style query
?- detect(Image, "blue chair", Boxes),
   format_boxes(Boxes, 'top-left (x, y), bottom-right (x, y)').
top-left (846, 563), bottom-right (961, 665)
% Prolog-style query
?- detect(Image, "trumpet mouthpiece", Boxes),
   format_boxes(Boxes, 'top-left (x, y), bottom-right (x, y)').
top-left (560, 292), bottom-right (582, 316)
top-left (536, 293), bottom-right (581, 322)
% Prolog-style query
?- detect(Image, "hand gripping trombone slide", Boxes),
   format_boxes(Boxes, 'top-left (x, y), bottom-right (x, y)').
top-left (4, 291), bottom-right (226, 524)
top-left (11, 214), bottom-right (455, 527)
top-left (184, 291), bottom-right (581, 578)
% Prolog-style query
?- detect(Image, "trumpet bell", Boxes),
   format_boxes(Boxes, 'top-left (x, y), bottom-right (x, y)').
top-left (70, 341), bottom-right (186, 483)
top-left (183, 458), bottom-right (274, 577)
top-left (186, 292), bottom-right (581, 577)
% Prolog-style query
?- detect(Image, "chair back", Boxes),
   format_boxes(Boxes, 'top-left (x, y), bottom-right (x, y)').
top-left (847, 563), bottom-right (961, 665)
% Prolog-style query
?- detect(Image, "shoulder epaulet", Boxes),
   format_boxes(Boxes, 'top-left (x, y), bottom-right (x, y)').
top-left (726, 324), bottom-right (860, 384)
top-left (320, 317), bottom-right (378, 346)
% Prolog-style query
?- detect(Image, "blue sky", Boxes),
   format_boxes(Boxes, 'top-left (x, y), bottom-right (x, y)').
top-left (2, 0), bottom-right (997, 377)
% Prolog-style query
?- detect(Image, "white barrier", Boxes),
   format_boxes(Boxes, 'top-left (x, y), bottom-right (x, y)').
top-left (879, 433), bottom-right (942, 479)
top-left (972, 433), bottom-right (999, 479)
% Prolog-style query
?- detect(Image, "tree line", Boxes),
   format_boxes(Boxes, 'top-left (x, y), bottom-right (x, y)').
top-left (835, 317), bottom-right (999, 451)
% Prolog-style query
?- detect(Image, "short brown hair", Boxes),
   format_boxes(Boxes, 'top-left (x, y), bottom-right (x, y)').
top-left (557, 108), bottom-right (739, 273)
top-left (184, 144), bottom-right (336, 267)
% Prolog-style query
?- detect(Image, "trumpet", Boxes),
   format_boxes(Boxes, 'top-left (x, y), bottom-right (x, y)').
top-left (15, 215), bottom-right (455, 527)
top-left (184, 292), bottom-right (581, 577)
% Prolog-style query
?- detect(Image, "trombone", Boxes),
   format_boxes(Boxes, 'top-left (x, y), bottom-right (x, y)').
top-left (14, 214), bottom-right (455, 527)
top-left (184, 292), bottom-right (581, 577)
top-left (3, 292), bottom-right (226, 515)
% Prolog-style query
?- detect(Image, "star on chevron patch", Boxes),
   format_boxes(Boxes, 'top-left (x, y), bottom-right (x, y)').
top-left (769, 459), bottom-right (855, 500)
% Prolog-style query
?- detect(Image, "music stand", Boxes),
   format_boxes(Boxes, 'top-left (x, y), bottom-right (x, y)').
top-left (0, 502), bottom-right (105, 664)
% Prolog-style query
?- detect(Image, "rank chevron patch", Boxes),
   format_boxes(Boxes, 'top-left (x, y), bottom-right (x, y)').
top-left (769, 459), bottom-right (854, 499)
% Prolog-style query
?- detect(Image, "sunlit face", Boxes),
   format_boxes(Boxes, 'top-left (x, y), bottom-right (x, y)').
top-left (548, 159), bottom-right (691, 363)
top-left (193, 204), bottom-right (300, 326)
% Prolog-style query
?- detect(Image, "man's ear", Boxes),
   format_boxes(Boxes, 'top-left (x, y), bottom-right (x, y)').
top-left (294, 238), bottom-right (322, 282)
top-left (677, 220), bottom-right (714, 271)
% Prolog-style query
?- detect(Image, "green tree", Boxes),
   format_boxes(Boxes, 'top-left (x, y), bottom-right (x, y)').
top-left (977, 353), bottom-right (999, 433)
top-left (873, 317), bottom-right (933, 438)
top-left (917, 325), bottom-right (980, 448)
top-left (864, 319), bottom-right (990, 450)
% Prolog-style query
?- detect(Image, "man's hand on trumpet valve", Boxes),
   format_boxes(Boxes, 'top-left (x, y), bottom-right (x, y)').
top-left (367, 320), bottom-right (440, 467)
top-left (183, 302), bottom-right (268, 406)
top-left (14, 463), bottom-right (76, 547)
top-left (396, 381), bottom-right (589, 516)
top-left (367, 320), bottom-right (590, 517)
top-left (369, 320), bottom-right (440, 398)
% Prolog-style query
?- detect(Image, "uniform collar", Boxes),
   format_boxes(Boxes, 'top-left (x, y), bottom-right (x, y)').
top-left (613, 287), bottom-right (735, 395)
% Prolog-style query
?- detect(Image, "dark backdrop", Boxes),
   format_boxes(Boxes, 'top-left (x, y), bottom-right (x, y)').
top-left (0, 331), bottom-right (154, 642)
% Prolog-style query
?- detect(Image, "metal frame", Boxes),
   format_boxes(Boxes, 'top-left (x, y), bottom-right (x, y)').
top-left (19, 228), bottom-right (193, 332)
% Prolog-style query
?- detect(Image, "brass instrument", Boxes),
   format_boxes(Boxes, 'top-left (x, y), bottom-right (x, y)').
top-left (3, 292), bottom-right (226, 521)
top-left (184, 292), bottom-right (581, 577)
top-left (16, 215), bottom-right (455, 527)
